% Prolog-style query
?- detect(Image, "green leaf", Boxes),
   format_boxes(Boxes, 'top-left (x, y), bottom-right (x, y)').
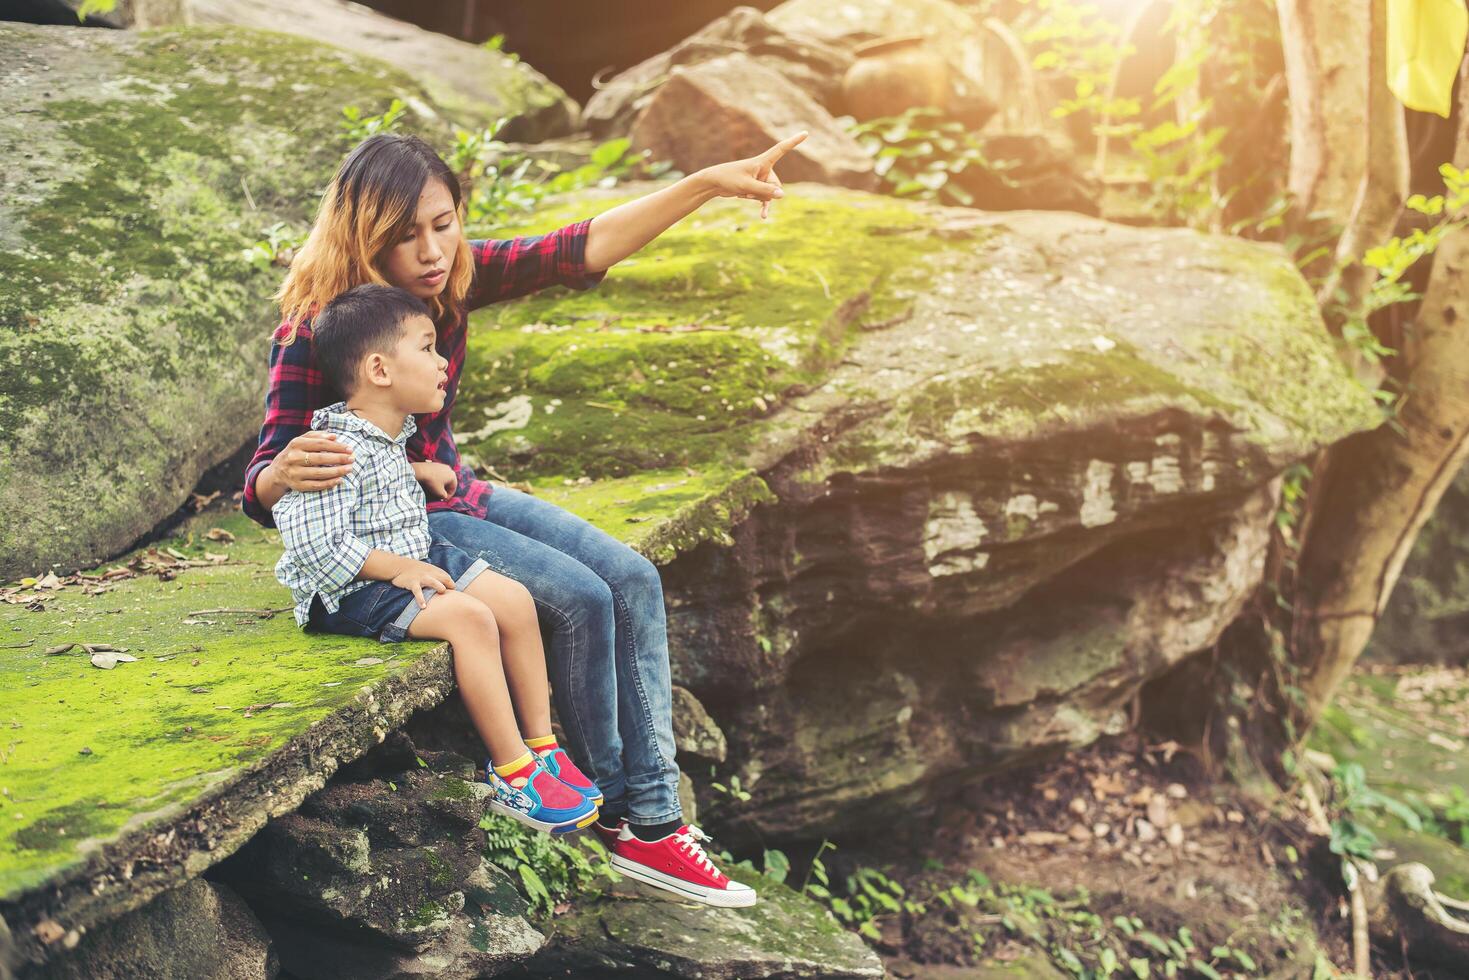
top-left (1191, 960), bottom-right (1223, 980)
top-left (76, 0), bottom-right (118, 18)
top-left (591, 138), bottom-right (632, 169)
top-left (762, 848), bottom-right (790, 884)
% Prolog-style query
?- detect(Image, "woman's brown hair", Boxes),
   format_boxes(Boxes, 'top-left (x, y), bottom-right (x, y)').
top-left (276, 133), bottom-right (473, 343)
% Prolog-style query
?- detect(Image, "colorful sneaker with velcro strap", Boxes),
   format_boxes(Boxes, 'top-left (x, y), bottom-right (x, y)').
top-left (483, 755), bottom-right (598, 835)
top-left (535, 744), bottom-right (604, 807)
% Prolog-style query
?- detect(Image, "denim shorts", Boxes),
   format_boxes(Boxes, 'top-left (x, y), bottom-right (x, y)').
top-left (308, 539), bottom-right (490, 643)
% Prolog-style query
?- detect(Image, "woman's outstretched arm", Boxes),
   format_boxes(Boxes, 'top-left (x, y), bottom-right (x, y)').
top-left (582, 132), bottom-right (807, 273)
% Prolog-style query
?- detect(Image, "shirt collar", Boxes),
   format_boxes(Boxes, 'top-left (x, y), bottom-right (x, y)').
top-left (311, 402), bottom-right (417, 446)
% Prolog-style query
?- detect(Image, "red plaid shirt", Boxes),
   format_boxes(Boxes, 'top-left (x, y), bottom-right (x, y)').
top-left (242, 220), bottom-right (604, 528)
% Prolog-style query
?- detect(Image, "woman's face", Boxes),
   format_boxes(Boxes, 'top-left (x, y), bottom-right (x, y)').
top-left (378, 178), bottom-right (459, 300)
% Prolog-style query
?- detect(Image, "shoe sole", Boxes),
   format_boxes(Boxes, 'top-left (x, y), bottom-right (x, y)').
top-left (489, 799), bottom-right (599, 835)
top-left (610, 854), bottom-right (758, 907)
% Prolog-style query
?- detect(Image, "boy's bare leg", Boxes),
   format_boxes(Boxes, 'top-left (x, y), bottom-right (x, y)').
top-left (461, 570), bottom-right (553, 740)
top-left (406, 591), bottom-right (525, 765)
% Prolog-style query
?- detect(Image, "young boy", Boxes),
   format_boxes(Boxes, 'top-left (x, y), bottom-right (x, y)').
top-left (272, 284), bottom-right (602, 835)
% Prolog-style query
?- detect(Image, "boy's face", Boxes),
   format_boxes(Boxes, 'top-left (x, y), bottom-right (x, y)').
top-left (380, 314), bottom-right (448, 414)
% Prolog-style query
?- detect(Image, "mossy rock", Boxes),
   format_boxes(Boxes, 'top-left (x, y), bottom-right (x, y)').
top-left (0, 459), bottom-right (766, 967)
top-left (463, 188), bottom-right (1376, 498)
top-left (0, 23), bottom-right (456, 582)
top-left (519, 864), bottom-right (883, 978)
top-left (454, 184), bottom-right (1378, 840)
top-left (190, 0), bottom-right (581, 141)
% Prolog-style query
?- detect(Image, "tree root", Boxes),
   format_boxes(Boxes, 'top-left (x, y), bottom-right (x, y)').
top-left (1367, 863), bottom-right (1469, 970)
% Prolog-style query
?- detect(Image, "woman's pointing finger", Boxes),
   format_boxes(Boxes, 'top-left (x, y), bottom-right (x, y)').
top-left (759, 131), bottom-right (808, 166)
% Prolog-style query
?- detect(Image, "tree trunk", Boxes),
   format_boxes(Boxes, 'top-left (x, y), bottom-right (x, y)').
top-left (1277, 0), bottom-right (1371, 232)
top-left (1289, 58), bottom-right (1469, 724)
top-left (1316, 0), bottom-right (1409, 339)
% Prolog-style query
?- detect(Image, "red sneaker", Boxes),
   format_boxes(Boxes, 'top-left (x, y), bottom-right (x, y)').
top-left (592, 817), bottom-right (624, 851)
top-left (610, 824), bottom-right (757, 908)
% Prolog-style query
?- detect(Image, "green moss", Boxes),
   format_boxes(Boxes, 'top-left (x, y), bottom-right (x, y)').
top-left (0, 459), bottom-right (772, 899)
top-left (459, 191), bottom-right (944, 486)
top-left (424, 850), bottom-right (459, 891)
top-left (401, 898), bottom-right (448, 930)
top-left (0, 511), bottom-right (443, 900)
top-left (429, 775), bottom-right (474, 802)
top-left (1185, 237), bottom-right (1380, 448)
top-left (527, 467), bottom-right (775, 565)
top-left (908, 345), bottom-right (1232, 442)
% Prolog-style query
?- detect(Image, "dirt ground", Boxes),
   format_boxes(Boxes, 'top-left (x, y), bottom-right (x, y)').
top-left (812, 731), bottom-right (1449, 979)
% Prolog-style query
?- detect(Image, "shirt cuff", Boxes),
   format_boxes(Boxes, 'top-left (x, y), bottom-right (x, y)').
top-left (242, 459), bottom-right (277, 529)
top-left (318, 533), bottom-right (372, 595)
top-left (557, 218), bottom-right (607, 291)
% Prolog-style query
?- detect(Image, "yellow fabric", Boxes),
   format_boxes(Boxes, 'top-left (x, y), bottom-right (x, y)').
top-left (1388, 0), bottom-right (1469, 117)
top-left (525, 734), bottom-right (558, 750)
top-left (492, 750), bottom-right (534, 777)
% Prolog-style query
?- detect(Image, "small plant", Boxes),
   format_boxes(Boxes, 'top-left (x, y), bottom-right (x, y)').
top-left (848, 108), bottom-right (1018, 207)
top-left (762, 847), bottom-right (791, 884)
top-left (481, 812), bottom-right (618, 916)
top-left (484, 33), bottom-right (519, 63)
top-left (1327, 761), bottom-right (1421, 868)
top-left (340, 98), bottom-right (407, 145)
top-left (242, 222), bottom-right (307, 272)
top-left (708, 769), bottom-right (752, 803)
top-left (451, 118), bottom-right (664, 230)
top-left (74, 0), bottom-right (117, 18)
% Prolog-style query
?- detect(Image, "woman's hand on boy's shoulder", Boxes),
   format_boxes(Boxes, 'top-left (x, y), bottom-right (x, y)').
top-left (273, 431), bottom-right (355, 492)
top-left (412, 460), bottom-right (458, 500)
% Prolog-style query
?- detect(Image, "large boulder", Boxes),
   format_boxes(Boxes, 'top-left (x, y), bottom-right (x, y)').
top-left (630, 54), bottom-right (876, 191)
top-left (35, 879), bottom-right (276, 980)
top-left (0, 23), bottom-right (456, 581)
top-left (584, 6), bottom-right (853, 139)
top-left (188, 0), bottom-right (580, 141)
top-left (520, 867), bottom-right (883, 979)
top-left (466, 186), bottom-right (1379, 839)
top-left (217, 739), bottom-right (544, 979)
top-left (768, 0), bottom-right (989, 112)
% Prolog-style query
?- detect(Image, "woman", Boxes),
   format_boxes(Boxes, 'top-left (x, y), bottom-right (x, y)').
top-left (243, 129), bottom-right (805, 907)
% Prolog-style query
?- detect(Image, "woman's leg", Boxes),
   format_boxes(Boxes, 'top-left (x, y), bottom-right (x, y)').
top-left (427, 510), bottom-right (631, 809)
top-left (406, 589), bottom-right (524, 766)
top-left (475, 487), bottom-right (682, 827)
top-left (460, 568), bottom-right (552, 741)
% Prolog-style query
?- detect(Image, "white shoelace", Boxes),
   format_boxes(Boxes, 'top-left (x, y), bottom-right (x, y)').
top-left (674, 825), bottom-right (721, 878)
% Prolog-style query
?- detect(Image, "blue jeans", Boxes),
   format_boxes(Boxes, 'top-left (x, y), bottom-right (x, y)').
top-left (308, 539), bottom-right (489, 643)
top-left (428, 487), bottom-right (682, 825)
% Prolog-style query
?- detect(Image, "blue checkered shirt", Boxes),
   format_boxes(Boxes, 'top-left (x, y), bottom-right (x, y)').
top-left (272, 403), bottom-right (433, 626)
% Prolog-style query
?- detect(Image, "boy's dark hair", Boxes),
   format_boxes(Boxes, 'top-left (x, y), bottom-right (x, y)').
top-left (311, 284), bottom-right (431, 397)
